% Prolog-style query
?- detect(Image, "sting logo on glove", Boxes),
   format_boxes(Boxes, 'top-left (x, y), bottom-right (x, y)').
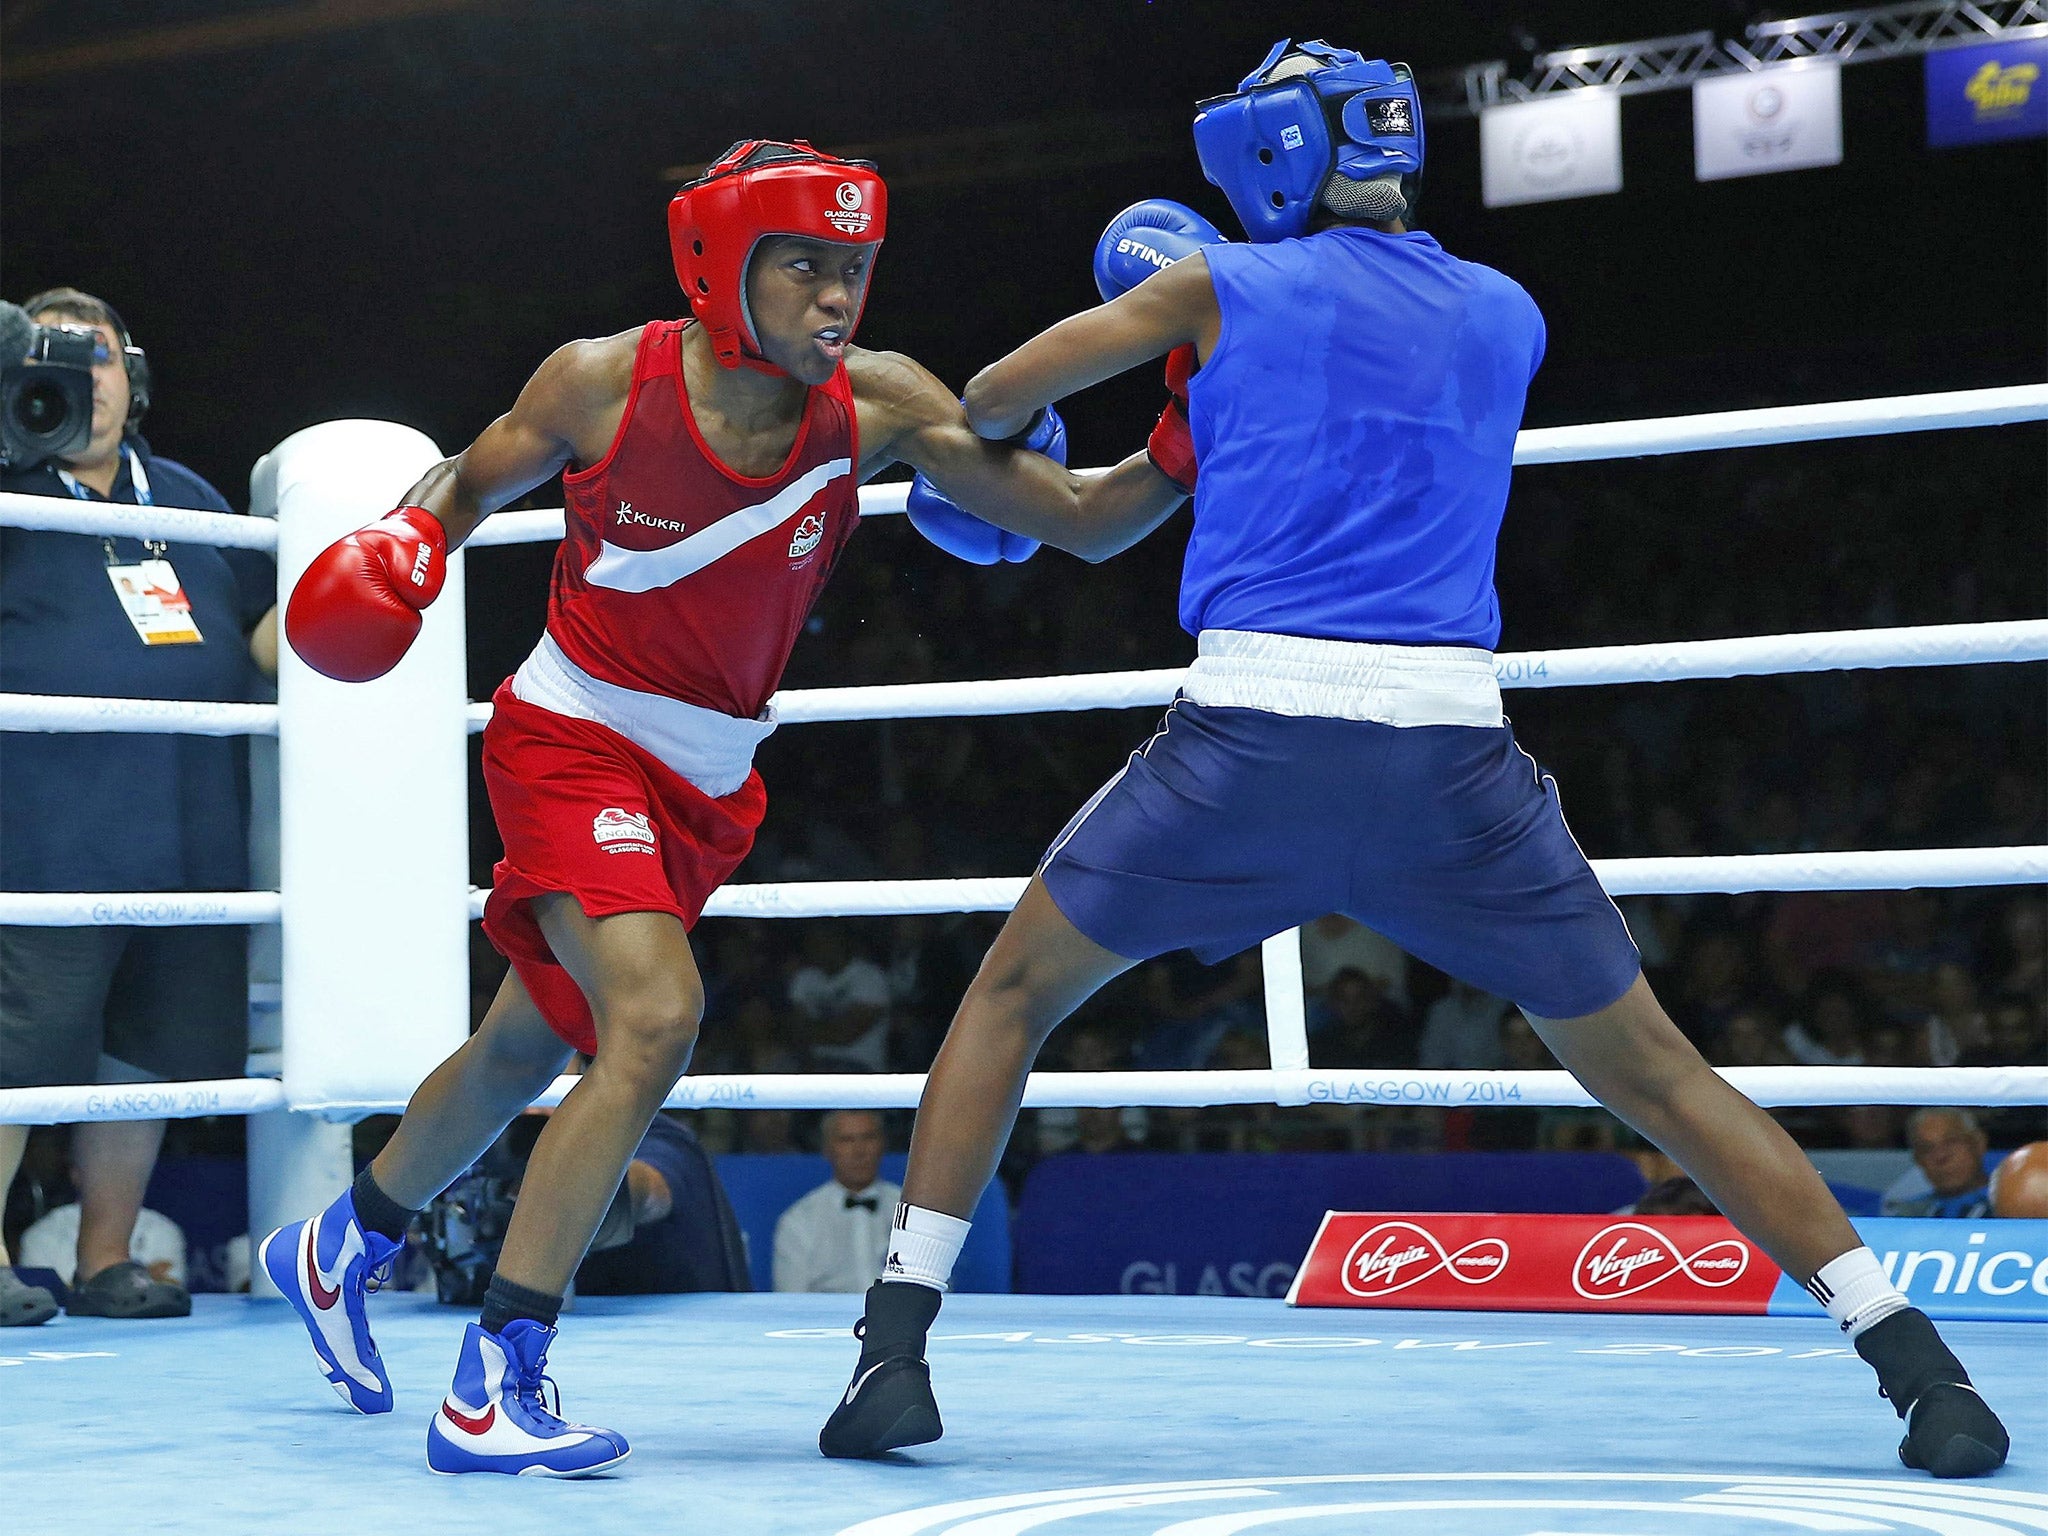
top-left (285, 505), bottom-right (449, 682)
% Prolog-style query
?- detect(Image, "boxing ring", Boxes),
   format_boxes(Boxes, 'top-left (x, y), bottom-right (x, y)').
top-left (3, 384), bottom-right (2047, 1531)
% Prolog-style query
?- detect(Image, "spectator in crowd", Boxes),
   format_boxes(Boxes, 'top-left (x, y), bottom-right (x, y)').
top-left (1883, 1109), bottom-right (1993, 1218)
top-left (773, 1110), bottom-right (898, 1293)
top-left (1310, 966), bottom-right (1415, 1068)
top-left (1037, 1025), bottom-right (1152, 1156)
top-left (699, 994), bottom-right (804, 1078)
top-left (0, 288), bottom-right (275, 1326)
top-left (1920, 963), bottom-right (1989, 1068)
top-left (17, 1153), bottom-right (187, 1291)
top-left (1765, 889), bottom-right (1888, 1000)
top-left (1134, 949), bottom-right (1261, 1071)
top-left (1865, 890), bottom-right (1967, 1025)
top-left (1416, 979), bottom-right (1510, 1070)
top-left (1783, 972), bottom-right (1873, 1067)
top-left (1990, 1142), bottom-right (2048, 1219)
top-left (1674, 929), bottom-right (1752, 1049)
top-left (1991, 897), bottom-right (2043, 1006)
top-left (1716, 1007), bottom-right (1793, 1067)
top-left (574, 1115), bottom-right (750, 1296)
top-left (788, 926), bottom-right (893, 1073)
top-left (1631, 1176), bottom-right (1720, 1217)
top-left (1298, 914), bottom-right (1408, 1009)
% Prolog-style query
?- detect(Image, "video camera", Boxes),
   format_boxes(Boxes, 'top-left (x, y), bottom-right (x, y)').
top-left (0, 299), bottom-right (98, 469)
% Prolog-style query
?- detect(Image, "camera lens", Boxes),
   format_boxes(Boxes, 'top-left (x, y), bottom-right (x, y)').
top-left (14, 378), bottom-right (71, 434)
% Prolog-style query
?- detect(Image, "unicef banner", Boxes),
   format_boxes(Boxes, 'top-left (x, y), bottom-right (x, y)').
top-left (1769, 1219), bottom-right (2048, 1323)
top-left (1480, 91), bottom-right (1623, 208)
top-left (1928, 36), bottom-right (2048, 147)
top-left (1694, 62), bottom-right (1843, 181)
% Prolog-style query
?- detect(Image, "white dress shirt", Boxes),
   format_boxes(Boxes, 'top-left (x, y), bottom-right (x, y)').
top-left (772, 1177), bottom-right (901, 1293)
top-left (788, 958), bottom-right (893, 1072)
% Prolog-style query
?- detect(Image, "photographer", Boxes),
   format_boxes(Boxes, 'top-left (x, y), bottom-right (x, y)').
top-left (0, 289), bottom-right (276, 1326)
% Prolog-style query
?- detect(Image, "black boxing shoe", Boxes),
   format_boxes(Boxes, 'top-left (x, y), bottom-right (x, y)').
top-left (819, 1280), bottom-right (943, 1459)
top-left (1855, 1307), bottom-right (2010, 1478)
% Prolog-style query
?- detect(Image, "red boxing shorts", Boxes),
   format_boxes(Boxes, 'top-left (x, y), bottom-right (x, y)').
top-left (480, 682), bottom-right (766, 1055)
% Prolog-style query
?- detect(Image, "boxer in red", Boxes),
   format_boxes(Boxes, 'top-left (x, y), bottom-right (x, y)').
top-left (261, 141), bottom-right (1185, 1476)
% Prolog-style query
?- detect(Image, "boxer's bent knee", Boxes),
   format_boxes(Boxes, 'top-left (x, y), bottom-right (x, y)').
top-left (961, 946), bottom-right (1087, 1052)
top-left (590, 980), bottom-right (703, 1082)
top-left (471, 1004), bottom-right (575, 1084)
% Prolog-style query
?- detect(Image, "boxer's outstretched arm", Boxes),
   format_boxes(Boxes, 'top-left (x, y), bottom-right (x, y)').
top-left (397, 332), bottom-right (634, 549)
top-left (851, 348), bottom-right (1185, 564)
top-left (961, 252), bottom-right (1221, 440)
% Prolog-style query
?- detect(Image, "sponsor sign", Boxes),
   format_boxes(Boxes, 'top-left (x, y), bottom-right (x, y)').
top-left (1291, 1212), bottom-right (2048, 1322)
top-left (1291, 1211), bottom-right (1775, 1314)
top-left (1770, 1219), bottom-right (2048, 1323)
top-left (1694, 62), bottom-right (1843, 181)
top-left (1928, 36), bottom-right (2048, 147)
top-left (1480, 91), bottom-right (1623, 208)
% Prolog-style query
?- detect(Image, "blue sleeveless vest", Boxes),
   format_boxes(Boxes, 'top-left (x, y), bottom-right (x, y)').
top-left (1182, 226), bottom-right (1545, 649)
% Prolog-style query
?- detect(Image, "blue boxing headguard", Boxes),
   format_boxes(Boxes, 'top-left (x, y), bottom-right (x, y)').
top-left (1192, 38), bottom-right (1424, 243)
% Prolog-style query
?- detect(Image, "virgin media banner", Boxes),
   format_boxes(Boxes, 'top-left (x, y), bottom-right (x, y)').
top-left (1288, 1213), bottom-right (2048, 1322)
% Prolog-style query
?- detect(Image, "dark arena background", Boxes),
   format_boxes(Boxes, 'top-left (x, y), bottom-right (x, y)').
top-left (2, 3), bottom-right (2045, 1532)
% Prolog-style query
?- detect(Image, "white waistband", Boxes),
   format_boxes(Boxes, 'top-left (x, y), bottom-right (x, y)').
top-left (1181, 629), bottom-right (1503, 728)
top-left (510, 632), bottom-right (777, 799)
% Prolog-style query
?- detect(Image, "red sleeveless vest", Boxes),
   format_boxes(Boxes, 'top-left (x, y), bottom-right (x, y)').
top-left (545, 320), bottom-right (861, 720)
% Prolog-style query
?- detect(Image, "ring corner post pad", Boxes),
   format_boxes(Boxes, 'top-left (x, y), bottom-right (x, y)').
top-left (271, 420), bottom-right (466, 1133)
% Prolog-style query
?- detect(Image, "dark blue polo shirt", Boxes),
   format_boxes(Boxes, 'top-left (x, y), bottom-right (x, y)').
top-left (0, 437), bottom-right (275, 893)
top-left (575, 1115), bottom-right (751, 1294)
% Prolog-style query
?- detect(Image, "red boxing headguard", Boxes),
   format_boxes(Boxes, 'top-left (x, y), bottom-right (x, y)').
top-left (668, 140), bottom-right (888, 373)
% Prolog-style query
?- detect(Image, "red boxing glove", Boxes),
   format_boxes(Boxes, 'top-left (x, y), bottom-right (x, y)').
top-left (1146, 343), bottom-right (1198, 494)
top-left (285, 506), bottom-right (448, 682)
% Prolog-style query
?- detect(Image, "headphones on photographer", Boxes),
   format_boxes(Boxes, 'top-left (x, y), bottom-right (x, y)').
top-left (20, 288), bottom-right (150, 434)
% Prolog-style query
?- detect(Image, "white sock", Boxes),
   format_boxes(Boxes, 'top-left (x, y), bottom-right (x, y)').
top-left (882, 1203), bottom-right (970, 1292)
top-left (1805, 1246), bottom-right (1910, 1338)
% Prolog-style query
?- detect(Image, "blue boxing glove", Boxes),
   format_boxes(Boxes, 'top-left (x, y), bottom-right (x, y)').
top-left (1093, 198), bottom-right (1227, 302)
top-left (905, 405), bottom-right (1066, 565)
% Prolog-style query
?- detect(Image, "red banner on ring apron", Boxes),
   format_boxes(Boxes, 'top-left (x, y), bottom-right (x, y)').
top-left (1287, 1212), bottom-right (1784, 1315)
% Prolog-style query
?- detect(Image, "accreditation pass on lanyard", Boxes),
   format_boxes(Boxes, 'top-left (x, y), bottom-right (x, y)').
top-left (67, 449), bottom-right (205, 646)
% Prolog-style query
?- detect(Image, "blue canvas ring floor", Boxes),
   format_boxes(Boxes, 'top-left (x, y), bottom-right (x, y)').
top-left (6, 1292), bottom-right (2044, 1534)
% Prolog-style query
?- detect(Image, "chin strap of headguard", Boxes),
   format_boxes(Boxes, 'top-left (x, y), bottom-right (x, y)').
top-left (1192, 38), bottom-right (1424, 243)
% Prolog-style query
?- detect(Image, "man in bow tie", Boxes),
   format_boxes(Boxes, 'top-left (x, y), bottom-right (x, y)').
top-left (773, 1110), bottom-right (899, 1293)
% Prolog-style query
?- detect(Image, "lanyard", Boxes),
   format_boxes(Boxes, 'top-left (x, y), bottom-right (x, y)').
top-left (59, 448), bottom-right (164, 562)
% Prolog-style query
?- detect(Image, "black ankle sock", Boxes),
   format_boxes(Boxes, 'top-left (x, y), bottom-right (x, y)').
top-left (350, 1168), bottom-right (417, 1243)
top-left (480, 1274), bottom-right (563, 1337)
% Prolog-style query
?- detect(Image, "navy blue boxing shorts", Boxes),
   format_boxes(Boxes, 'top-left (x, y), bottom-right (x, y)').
top-left (1038, 698), bottom-right (1641, 1021)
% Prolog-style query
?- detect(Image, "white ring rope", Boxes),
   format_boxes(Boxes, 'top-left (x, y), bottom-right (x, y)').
top-left (464, 384), bottom-right (2048, 537)
top-left (0, 693), bottom-right (278, 736)
top-left (10, 1064), bottom-right (2045, 1124)
top-left (0, 1078), bottom-right (287, 1125)
top-left (0, 490), bottom-right (278, 549)
top-left (9, 385), bottom-right (2041, 556)
top-left (3, 846), bottom-right (2042, 929)
top-left (0, 892), bottom-right (288, 926)
top-left (9, 618), bottom-right (2042, 739)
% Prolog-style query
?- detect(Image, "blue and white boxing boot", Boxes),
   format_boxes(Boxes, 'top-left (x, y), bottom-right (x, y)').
top-left (426, 1320), bottom-right (629, 1478)
top-left (259, 1189), bottom-right (401, 1414)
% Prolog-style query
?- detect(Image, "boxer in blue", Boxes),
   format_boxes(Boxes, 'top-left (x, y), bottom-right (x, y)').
top-left (821, 40), bottom-right (2008, 1477)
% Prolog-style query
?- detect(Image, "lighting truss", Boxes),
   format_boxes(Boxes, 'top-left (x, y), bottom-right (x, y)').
top-left (1430, 0), bottom-right (2048, 116)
